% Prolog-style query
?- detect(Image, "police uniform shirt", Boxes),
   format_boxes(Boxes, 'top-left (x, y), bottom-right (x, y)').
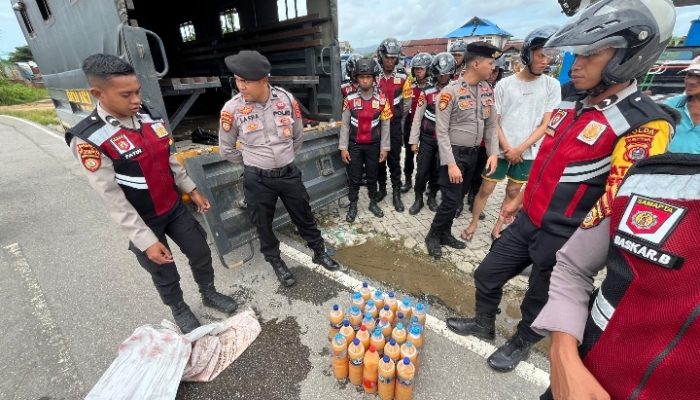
top-left (338, 89), bottom-right (392, 151)
top-left (69, 103), bottom-right (197, 251)
top-left (435, 76), bottom-right (498, 166)
top-left (219, 86), bottom-right (303, 169)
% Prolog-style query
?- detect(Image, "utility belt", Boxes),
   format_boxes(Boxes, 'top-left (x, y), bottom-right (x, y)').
top-left (452, 145), bottom-right (480, 155)
top-left (244, 163), bottom-right (295, 178)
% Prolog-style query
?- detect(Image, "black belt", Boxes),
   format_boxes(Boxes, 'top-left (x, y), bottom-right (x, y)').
top-left (244, 164), bottom-right (294, 178)
top-left (452, 145), bottom-right (480, 155)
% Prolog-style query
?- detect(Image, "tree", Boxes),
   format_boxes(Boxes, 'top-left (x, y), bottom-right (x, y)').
top-left (7, 46), bottom-right (33, 63)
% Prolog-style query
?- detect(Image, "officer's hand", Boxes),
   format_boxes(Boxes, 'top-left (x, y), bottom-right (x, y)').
top-left (190, 189), bottom-right (211, 213)
top-left (340, 150), bottom-right (351, 164)
top-left (550, 333), bottom-right (610, 400)
top-left (411, 144), bottom-right (418, 154)
top-left (483, 155), bottom-right (499, 176)
top-left (448, 163), bottom-right (462, 184)
top-left (379, 151), bottom-right (388, 163)
top-left (146, 241), bottom-right (173, 265)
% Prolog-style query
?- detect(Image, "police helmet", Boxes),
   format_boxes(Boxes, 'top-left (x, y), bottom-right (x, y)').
top-left (429, 52), bottom-right (457, 78)
top-left (545, 0), bottom-right (675, 85)
top-left (521, 26), bottom-right (559, 66)
top-left (345, 53), bottom-right (363, 79)
top-left (449, 40), bottom-right (468, 62)
top-left (353, 57), bottom-right (380, 78)
top-left (410, 52), bottom-right (432, 71)
top-left (377, 38), bottom-right (402, 67)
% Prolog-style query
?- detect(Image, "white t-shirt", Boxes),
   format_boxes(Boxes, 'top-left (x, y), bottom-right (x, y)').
top-left (494, 73), bottom-right (561, 160)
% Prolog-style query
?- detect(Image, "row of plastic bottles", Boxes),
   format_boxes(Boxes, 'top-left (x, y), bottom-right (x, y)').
top-left (333, 333), bottom-right (417, 400)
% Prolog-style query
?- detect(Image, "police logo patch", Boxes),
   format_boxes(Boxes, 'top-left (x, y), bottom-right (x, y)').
top-left (221, 111), bottom-right (233, 132)
top-left (548, 109), bottom-right (567, 130)
top-left (484, 107), bottom-right (492, 118)
top-left (618, 194), bottom-right (686, 245)
top-left (283, 127), bottom-right (292, 138)
top-left (458, 100), bottom-right (471, 111)
top-left (581, 206), bottom-right (603, 229)
top-left (622, 134), bottom-right (654, 163)
top-left (279, 117), bottom-right (292, 125)
top-left (354, 98), bottom-right (362, 109)
top-left (484, 98), bottom-right (494, 106)
top-left (247, 122), bottom-right (259, 131)
top-left (577, 121), bottom-right (606, 145)
top-left (439, 93), bottom-right (452, 111)
top-left (276, 101), bottom-right (286, 110)
top-left (394, 77), bottom-right (402, 84)
top-left (417, 94), bottom-right (426, 107)
top-left (77, 143), bottom-right (101, 172)
top-left (458, 87), bottom-right (468, 96)
top-left (372, 100), bottom-right (380, 110)
top-left (151, 122), bottom-right (169, 139)
top-left (110, 134), bottom-right (135, 154)
top-left (239, 106), bottom-right (253, 115)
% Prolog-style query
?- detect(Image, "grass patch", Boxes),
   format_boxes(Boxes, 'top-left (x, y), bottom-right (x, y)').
top-left (1, 109), bottom-right (59, 125)
top-left (0, 80), bottom-right (49, 106)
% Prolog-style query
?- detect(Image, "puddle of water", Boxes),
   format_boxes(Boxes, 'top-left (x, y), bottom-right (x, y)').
top-left (334, 239), bottom-right (476, 315)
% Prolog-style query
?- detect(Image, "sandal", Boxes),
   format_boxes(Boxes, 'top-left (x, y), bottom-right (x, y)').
top-left (460, 225), bottom-right (477, 242)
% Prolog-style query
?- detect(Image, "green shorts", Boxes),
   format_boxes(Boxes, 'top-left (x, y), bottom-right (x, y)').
top-left (482, 158), bottom-right (532, 183)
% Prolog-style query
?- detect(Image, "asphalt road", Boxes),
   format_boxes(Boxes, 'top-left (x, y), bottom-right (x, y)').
top-left (0, 116), bottom-right (548, 400)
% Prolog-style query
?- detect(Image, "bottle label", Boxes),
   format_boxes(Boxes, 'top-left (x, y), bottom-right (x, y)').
top-left (330, 322), bottom-right (342, 329)
top-left (363, 378), bottom-right (377, 389)
top-left (350, 358), bottom-right (364, 366)
top-left (378, 375), bottom-right (394, 384)
top-left (398, 376), bottom-right (413, 386)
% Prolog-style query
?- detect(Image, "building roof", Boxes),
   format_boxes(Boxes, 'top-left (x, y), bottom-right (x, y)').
top-left (401, 38), bottom-right (449, 57)
top-left (445, 17), bottom-right (513, 39)
top-left (502, 40), bottom-right (524, 52)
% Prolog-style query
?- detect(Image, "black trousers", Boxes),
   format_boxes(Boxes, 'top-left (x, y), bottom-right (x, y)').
top-left (347, 142), bottom-right (380, 202)
top-left (403, 116), bottom-right (415, 180)
top-left (467, 146), bottom-right (487, 200)
top-left (377, 121), bottom-right (403, 190)
top-left (129, 202), bottom-right (214, 306)
top-left (414, 137), bottom-right (440, 195)
top-left (473, 211), bottom-right (570, 342)
top-left (430, 145), bottom-right (480, 234)
top-left (243, 164), bottom-right (324, 261)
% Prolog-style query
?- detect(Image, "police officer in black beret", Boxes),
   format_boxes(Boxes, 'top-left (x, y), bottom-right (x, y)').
top-left (218, 50), bottom-right (340, 287)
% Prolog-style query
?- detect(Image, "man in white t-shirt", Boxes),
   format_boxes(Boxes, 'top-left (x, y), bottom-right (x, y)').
top-left (461, 26), bottom-right (561, 241)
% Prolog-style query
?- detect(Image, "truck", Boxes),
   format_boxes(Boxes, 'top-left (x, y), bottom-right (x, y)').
top-left (9, 0), bottom-right (348, 266)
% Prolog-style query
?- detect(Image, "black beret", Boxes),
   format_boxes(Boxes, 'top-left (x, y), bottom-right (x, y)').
top-left (466, 41), bottom-right (502, 59)
top-left (224, 50), bottom-right (271, 80)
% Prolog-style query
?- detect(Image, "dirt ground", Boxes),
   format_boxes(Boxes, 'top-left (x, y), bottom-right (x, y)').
top-left (0, 99), bottom-right (55, 112)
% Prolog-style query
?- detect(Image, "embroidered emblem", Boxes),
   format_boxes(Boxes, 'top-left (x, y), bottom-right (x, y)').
top-left (110, 134), bottom-right (135, 154)
top-left (618, 194), bottom-right (686, 245)
top-left (458, 100), bottom-right (471, 110)
top-left (417, 93), bottom-right (426, 107)
top-left (282, 127), bottom-right (292, 138)
top-left (372, 100), bottom-right (380, 109)
top-left (151, 122), bottom-right (169, 139)
top-left (276, 101), bottom-right (286, 110)
top-left (247, 122), bottom-right (259, 131)
top-left (458, 87), bottom-right (468, 96)
top-left (394, 77), bottom-right (402, 84)
top-left (239, 106), bottom-right (253, 115)
top-left (221, 111), bottom-right (233, 132)
top-left (77, 143), bottom-right (101, 172)
top-left (576, 121), bottom-right (607, 145)
top-left (280, 117), bottom-right (292, 125)
top-left (354, 98), bottom-right (362, 109)
top-left (623, 134), bottom-right (654, 163)
top-left (548, 109), bottom-right (567, 130)
top-left (439, 92), bottom-right (452, 111)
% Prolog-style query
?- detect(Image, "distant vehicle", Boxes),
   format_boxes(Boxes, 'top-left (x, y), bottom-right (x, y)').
top-left (641, 46), bottom-right (700, 95)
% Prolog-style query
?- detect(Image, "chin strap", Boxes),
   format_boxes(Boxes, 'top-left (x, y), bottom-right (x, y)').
top-left (586, 82), bottom-right (611, 97)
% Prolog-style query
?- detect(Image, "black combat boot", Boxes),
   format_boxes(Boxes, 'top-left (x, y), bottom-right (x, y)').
top-left (269, 257), bottom-right (296, 287)
top-left (446, 312), bottom-right (496, 340)
top-left (375, 185), bottom-right (387, 202)
top-left (425, 229), bottom-right (442, 259)
top-left (169, 301), bottom-right (201, 334)
top-left (312, 248), bottom-right (341, 271)
top-left (441, 233), bottom-right (466, 249)
top-left (199, 283), bottom-right (238, 314)
top-left (392, 190), bottom-right (405, 212)
top-left (400, 176), bottom-right (412, 193)
top-left (408, 192), bottom-right (424, 215)
top-left (368, 200), bottom-right (384, 217)
top-left (427, 193), bottom-right (439, 212)
top-left (346, 201), bottom-right (358, 223)
top-left (487, 332), bottom-right (535, 372)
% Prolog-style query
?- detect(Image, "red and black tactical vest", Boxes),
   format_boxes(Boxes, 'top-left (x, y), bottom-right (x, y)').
top-left (522, 92), bottom-right (673, 238)
top-left (376, 70), bottom-right (407, 123)
top-left (65, 107), bottom-right (179, 221)
top-left (579, 153), bottom-right (700, 400)
top-left (346, 91), bottom-right (386, 145)
top-left (419, 85), bottom-right (441, 141)
top-left (341, 80), bottom-right (357, 98)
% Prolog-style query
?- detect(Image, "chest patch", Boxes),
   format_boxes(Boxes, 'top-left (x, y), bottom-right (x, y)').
top-left (110, 134), bottom-right (136, 154)
top-left (151, 122), bottom-right (169, 139)
top-left (576, 121), bottom-right (607, 145)
top-left (548, 110), bottom-right (568, 130)
top-left (618, 194), bottom-right (686, 245)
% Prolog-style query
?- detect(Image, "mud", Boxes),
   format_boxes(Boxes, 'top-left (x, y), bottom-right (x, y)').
top-left (275, 266), bottom-right (341, 306)
top-left (334, 239), bottom-right (477, 315)
top-left (178, 316), bottom-right (311, 400)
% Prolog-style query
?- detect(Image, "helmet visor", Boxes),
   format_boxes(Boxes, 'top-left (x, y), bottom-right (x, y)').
top-left (546, 35), bottom-right (627, 57)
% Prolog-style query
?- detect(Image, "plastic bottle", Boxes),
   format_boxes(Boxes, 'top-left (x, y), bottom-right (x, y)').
top-left (386, 291), bottom-right (398, 321)
top-left (395, 357), bottom-right (416, 400)
top-left (332, 333), bottom-right (349, 381)
top-left (362, 345), bottom-right (380, 394)
top-left (406, 325), bottom-right (423, 355)
top-left (384, 338), bottom-right (401, 363)
top-left (377, 355), bottom-right (396, 400)
top-left (348, 305), bottom-right (363, 331)
top-left (398, 297), bottom-right (412, 321)
top-left (370, 327), bottom-right (386, 356)
top-left (347, 337), bottom-right (365, 386)
top-left (400, 341), bottom-right (418, 372)
top-left (378, 317), bottom-right (393, 338)
top-left (360, 281), bottom-right (372, 302)
top-left (356, 324), bottom-right (371, 349)
top-left (395, 311), bottom-right (406, 327)
top-left (373, 289), bottom-right (385, 310)
top-left (392, 322), bottom-right (407, 345)
top-left (328, 304), bottom-right (344, 341)
top-left (352, 291), bottom-right (365, 309)
top-left (363, 312), bottom-right (376, 333)
top-left (379, 304), bottom-right (394, 324)
top-left (339, 319), bottom-right (355, 343)
top-left (364, 299), bottom-right (378, 319)
top-left (412, 303), bottom-right (427, 326)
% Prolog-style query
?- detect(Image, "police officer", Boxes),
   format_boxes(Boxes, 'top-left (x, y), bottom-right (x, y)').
top-left (408, 52), bottom-right (456, 215)
top-left (449, 40), bottom-right (468, 80)
top-left (401, 52), bottom-right (432, 194)
top-left (339, 58), bottom-right (392, 223)
top-left (218, 50), bottom-right (340, 288)
top-left (66, 54), bottom-right (237, 334)
top-left (424, 42), bottom-right (501, 259)
top-left (375, 38), bottom-right (413, 211)
top-left (341, 53), bottom-right (362, 99)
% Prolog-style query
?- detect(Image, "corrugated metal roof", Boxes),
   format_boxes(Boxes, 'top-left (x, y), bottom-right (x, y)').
top-left (445, 17), bottom-right (513, 38)
top-left (401, 38), bottom-right (449, 56)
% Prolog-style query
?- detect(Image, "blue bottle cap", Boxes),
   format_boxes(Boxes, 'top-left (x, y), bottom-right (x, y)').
top-left (402, 297), bottom-right (411, 306)
top-left (332, 304), bottom-right (339, 311)
top-left (396, 322), bottom-right (404, 330)
top-left (367, 300), bottom-right (375, 307)
top-left (416, 303), bottom-right (425, 311)
top-left (335, 333), bottom-right (345, 342)
top-left (410, 326), bottom-right (421, 335)
top-left (374, 289), bottom-right (382, 296)
top-left (397, 312), bottom-right (404, 319)
top-left (364, 312), bottom-right (372, 320)
top-left (353, 291), bottom-right (361, 299)
top-left (372, 328), bottom-right (383, 337)
top-left (403, 357), bottom-right (411, 365)
top-left (411, 316), bottom-right (419, 324)
top-left (383, 355), bottom-right (390, 363)
top-left (351, 305), bottom-right (360, 313)
top-left (362, 281), bottom-right (369, 288)
top-left (342, 319), bottom-right (350, 326)
top-left (383, 304), bottom-right (390, 311)
top-left (353, 338), bottom-right (360, 345)
top-left (405, 341), bottom-right (414, 348)
top-left (388, 291), bottom-right (395, 298)
top-left (389, 338), bottom-right (397, 345)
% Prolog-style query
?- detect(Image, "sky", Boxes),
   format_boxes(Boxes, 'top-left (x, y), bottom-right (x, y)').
top-left (0, 0), bottom-right (699, 57)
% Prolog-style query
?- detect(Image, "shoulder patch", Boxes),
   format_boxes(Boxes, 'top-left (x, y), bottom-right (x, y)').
top-left (439, 92), bottom-right (452, 111)
top-left (221, 110), bottom-right (233, 132)
top-left (77, 142), bottom-right (101, 172)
